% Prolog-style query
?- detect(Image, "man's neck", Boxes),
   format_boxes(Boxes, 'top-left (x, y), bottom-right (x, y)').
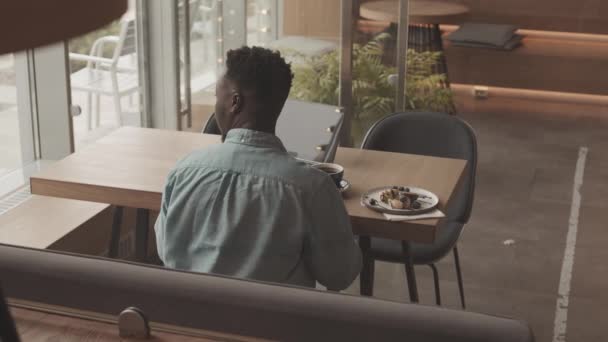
top-left (231, 116), bottom-right (276, 135)
top-left (222, 123), bottom-right (276, 142)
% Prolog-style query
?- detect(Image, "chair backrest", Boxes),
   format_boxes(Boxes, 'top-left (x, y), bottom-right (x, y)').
top-left (201, 111), bottom-right (343, 163)
top-left (112, 17), bottom-right (137, 62)
top-left (202, 112), bottom-right (221, 135)
top-left (362, 112), bottom-right (477, 223)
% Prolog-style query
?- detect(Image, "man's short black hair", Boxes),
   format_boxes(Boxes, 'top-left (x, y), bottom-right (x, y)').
top-left (225, 46), bottom-right (293, 111)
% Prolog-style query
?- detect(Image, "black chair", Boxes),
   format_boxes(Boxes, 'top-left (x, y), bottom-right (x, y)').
top-left (202, 113), bottom-right (221, 135)
top-left (360, 112), bottom-right (477, 308)
top-left (201, 112), bottom-right (344, 163)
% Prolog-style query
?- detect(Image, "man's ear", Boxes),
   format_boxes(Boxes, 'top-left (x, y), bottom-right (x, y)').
top-left (231, 92), bottom-right (244, 114)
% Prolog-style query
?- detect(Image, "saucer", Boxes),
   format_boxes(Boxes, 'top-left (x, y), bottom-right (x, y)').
top-left (339, 179), bottom-right (351, 194)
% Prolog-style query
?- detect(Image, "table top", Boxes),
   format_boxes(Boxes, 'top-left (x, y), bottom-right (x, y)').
top-left (30, 127), bottom-right (466, 243)
top-left (11, 306), bottom-right (262, 341)
top-left (360, 0), bottom-right (470, 25)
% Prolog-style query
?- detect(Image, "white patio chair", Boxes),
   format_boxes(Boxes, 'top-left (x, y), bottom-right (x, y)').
top-left (69, 15), bottom-right (139, 130)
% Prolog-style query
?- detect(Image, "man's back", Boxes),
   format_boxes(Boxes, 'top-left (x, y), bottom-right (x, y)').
top-left (155, 129), bottom-right (361, 289)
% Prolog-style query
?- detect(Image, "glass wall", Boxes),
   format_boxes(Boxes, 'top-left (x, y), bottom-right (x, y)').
top-left (68, 2), bottom-right (142, 150)
top-left (0, 54), bottom-right (22, 178)
top-left (183, 0), bottom-right (470, 145)
top-left (0, 53), bottom-right (34, 182)
top-left (185, 0), bottom-right (344, 160)
top-left (184, 0), bottom-right (456, 145)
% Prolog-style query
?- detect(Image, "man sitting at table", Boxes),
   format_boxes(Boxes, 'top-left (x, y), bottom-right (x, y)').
top-left (155, 46), bottom-right (361, 290)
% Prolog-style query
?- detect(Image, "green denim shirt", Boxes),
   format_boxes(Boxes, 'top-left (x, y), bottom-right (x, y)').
top-left (155, 128), bottom-right (361, 290)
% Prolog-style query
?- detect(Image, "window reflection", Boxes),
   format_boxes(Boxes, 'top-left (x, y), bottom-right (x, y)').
top-left (68, 2), bottom-right (141, 151)
top-left (0, 54), bottom-right (21, 179)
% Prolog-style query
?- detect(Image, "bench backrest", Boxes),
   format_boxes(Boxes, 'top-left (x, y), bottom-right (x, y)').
top-left (0, 245), bottom-right (534, 342)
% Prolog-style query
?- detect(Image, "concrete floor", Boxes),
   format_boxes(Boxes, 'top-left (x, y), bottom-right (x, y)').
top-left (342, 105), bottom-right (608, 341)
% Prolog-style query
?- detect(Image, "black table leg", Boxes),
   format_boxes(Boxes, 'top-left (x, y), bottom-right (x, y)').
top-left (135, 208), bottom-right (150, 262)
top-left (108, 206), bottom-right (124, 258)
top-left (402, 241), bottom-right (419, 303)
top-left (359, 235), bottom-right (375, 296)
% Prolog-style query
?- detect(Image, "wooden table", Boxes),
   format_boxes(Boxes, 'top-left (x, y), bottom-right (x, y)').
top-left (30, 127), bottom-right (466, 301)
top-left (360, 0), bottom-right (469, 25)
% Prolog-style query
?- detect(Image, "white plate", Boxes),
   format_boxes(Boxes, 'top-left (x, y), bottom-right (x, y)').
top-left (361, 186), bottom-right (439, 216)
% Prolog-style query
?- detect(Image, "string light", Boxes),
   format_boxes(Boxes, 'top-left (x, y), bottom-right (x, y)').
top-left (260, 9), bottom-right (269, 15)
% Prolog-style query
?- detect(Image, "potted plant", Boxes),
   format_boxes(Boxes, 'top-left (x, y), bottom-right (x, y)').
top-left (286, 33), bottom-right (454, 145)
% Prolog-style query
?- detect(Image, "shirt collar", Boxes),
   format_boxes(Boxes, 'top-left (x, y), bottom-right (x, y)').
top-left (225, 128), bottom-right (286, 151)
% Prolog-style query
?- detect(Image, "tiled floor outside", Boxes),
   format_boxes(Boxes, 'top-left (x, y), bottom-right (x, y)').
top-left (70, 91), bottom-right (141, 150)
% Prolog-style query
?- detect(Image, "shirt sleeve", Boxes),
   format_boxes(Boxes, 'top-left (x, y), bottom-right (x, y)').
top-left (305, 176), bottom-right (362, 290)
top-left (154, 171), bottom-right (176, 263)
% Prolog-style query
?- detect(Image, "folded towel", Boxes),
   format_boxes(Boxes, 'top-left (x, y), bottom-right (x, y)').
top-left (383, 209), bottom-right (445, 222)
top-left (451, 34), bottom-right (523, 51)
top-left (447, 23), bottom-right (518, 47)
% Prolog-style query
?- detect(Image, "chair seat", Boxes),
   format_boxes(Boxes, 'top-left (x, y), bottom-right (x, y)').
top-left (369, 221), bottom-right (463, 265)
top-left (71, 68), bottom-right (139, 96)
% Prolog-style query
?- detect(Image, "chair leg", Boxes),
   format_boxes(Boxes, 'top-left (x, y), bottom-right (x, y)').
top-left (359, 236), bottom-right (374, 296)
top-left (360, 256), bottom-right (375, 296)
top-left (86, 92), bottom-right (92, 131)
top-left (453, 246), bottom-right (466, 309)
top-left (135, 208), bottom-right (150, 263)
top-left (95, 94), bottom-right (101, 127)
top-left (429, 264), bottom-right (441, 306)
top-left (108, 206), bottom-right (123, 258)
top-left (112, 92), bottom-right (123, 127)
top-left (402, 241), bottom-right (419, 303)
top-left (111, 73), bottom-right (123, 127)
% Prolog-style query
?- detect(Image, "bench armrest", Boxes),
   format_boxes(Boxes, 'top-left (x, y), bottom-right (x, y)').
top-left (68, 53), bottom-right (114, 66)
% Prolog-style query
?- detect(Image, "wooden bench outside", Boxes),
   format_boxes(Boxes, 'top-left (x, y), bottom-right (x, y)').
top-left (0, 195), bottom-right (110, 252)
top-left (444, 28), bottom-right (608, 96)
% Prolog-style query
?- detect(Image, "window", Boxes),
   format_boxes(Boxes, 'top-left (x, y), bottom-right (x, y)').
top-left (68, 2), bottom-right (142, 150)
top-left (0, 54), bottom-right (22, 177)
top-left (0, 52), bottom-right (36, 193)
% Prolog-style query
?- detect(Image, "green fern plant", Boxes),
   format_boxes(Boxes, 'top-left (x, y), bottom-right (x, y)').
top-left (286, 33), bottom-right (454, 144)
